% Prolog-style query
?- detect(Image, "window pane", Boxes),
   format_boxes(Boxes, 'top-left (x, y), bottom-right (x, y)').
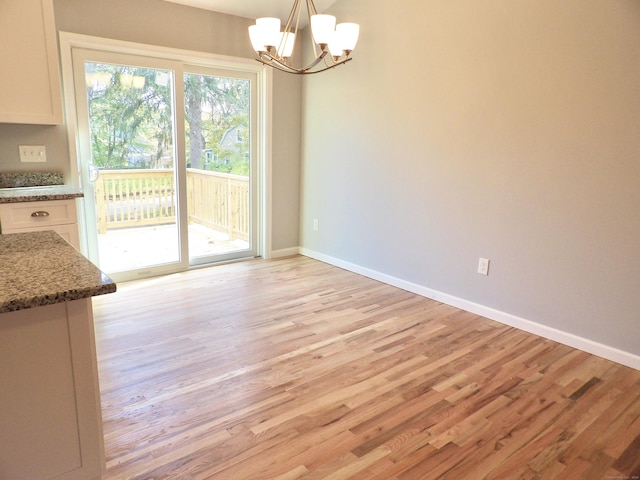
top-left (184, 73), bottom-right (252, 260)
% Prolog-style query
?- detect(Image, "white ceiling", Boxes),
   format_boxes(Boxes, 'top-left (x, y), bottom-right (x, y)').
top-left (163, 0), bottom-right (340, 22)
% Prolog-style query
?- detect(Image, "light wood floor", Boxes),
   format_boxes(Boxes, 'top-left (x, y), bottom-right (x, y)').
top-left (93, 255), bottom-right (640, 479)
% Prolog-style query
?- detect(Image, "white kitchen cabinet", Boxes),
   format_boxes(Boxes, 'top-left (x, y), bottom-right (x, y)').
top-left (0, 299), bottom-right (105, 480)
top-left (0, 231), bottom-right (115, 479)
top-left (0, 0), bottom-right (63, 124)
top-left (0, 198), bottom-right (80, 249)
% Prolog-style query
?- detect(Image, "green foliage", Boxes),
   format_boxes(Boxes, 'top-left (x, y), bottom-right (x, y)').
top-left (86, 63), bottom-right (251, 177)
top-left (86, 64), bottom-right (174, 169)
top-left (184, 74), bottom-right (251, 176)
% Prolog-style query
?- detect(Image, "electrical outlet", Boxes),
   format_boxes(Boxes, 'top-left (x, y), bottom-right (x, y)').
top-left (19, 145), bottom-right (47, 163)
top-left (478, 258), bottom-right (490, 276)
top-left (313, 219), bottom-right (319, 231)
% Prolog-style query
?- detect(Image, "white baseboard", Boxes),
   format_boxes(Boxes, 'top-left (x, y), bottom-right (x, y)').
top-left (270, 247), bottom-right (301, 259)
top-left (298, 247), bottom-right (640, 371)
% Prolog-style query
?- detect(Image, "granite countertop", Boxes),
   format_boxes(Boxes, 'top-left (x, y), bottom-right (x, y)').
top-left (0, 231), bottom-right (116, 313)
top-left (0, 185), bottom-right (84, 203)
top-left (0, 171), bottom-right (64, 188)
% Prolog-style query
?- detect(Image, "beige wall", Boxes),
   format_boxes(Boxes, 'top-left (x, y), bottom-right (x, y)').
top-left (0, 0), bottom-right (301, 251)
top-left (300, 0), bottom-right (640, 357)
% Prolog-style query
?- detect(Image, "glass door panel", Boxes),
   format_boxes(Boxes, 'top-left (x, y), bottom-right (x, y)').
top-left (183, 71), bottom-right (256, 264)
top-left (77, 55), bottom-right (183, 278)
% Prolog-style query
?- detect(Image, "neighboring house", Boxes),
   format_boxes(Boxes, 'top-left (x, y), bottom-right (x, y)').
top-left (208, 125), bottom-right (244, 166)
top-left (219, 125), bottom-right (243, 150)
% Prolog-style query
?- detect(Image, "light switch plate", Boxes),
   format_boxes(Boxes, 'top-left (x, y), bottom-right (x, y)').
top-left (19, 145), bottom-right (47, 163)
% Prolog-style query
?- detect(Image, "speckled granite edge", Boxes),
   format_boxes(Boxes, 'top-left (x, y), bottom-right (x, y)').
top-left (0, 231), bottom-right (116, 313)
top-left (0, 185), bottom-right (84, 203)
top-left (0, 172), bottom-right (64, 188)
top-left (2, 283), bottom-right (117, 313)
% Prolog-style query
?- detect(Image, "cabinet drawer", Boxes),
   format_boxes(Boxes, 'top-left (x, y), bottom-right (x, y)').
top-left (0, 200), bottom-right (77, 229)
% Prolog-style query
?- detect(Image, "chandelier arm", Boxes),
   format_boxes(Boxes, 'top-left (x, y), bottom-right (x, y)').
top-left (256, 55), bottom-right (351, 75)
top-left (306, 0), bottom-right (318, 16)
top-left (306, 0), bottom-right (322, 58)
top-left (259, 49), bottom-right (329, 73)
top-left (300, 49), bottom-right (330, 72)
top-left (255, 56), bottom-right (300, 74)
top-left (288, 0), bottom-right (303, 65)
top-left (323, 52), bottom-right (351, 68)
top-left (302, 57), bottom-right (352, 74)
top-left (284, 0), bottom-right (301, 32)
top-left (277, 0), bottom-right (305, 67)
top-left (258, 60), bottom-right (350, 75)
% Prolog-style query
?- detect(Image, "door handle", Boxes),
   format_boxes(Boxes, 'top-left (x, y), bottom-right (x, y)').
top-left (88, 164), bottom-right (100, 183)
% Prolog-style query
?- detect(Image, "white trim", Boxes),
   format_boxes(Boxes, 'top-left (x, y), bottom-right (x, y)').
top-left (299, 247), bottom-right (640, 371)
top-left (59, 32), bottom-right (259, 73)
top-left (271, 247), bottom-right (300, 259)
top-left (260, 68), bottom-right (274, 259)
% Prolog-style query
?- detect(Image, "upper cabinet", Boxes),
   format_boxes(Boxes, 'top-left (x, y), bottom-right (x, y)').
top-left (0, 0), bottom-right (63, 125)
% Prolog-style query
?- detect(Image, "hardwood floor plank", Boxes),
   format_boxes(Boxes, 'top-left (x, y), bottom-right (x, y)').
top-left (92, 255), bottom-right (640, 479)
top-left (613, 432), bottom-right (640, 474)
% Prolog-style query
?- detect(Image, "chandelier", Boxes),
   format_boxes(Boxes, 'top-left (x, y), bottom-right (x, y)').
top-left (248, 0), bottom-right (360, 75)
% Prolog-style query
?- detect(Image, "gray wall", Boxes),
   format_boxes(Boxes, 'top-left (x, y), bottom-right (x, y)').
top-left (0, 0), bottom-right (301, 251)
top-left (300, 0), bottom-right (640, 355)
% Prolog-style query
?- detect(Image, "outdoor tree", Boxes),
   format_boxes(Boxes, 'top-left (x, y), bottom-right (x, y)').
top-left (185, 74), bottom-right (204, 169)
top-left (86, 65), bottom-right (250, 176)
top-left (86, 64), bottom-right (173, 169)
top-left (184, 74), bottom-right (250, 175)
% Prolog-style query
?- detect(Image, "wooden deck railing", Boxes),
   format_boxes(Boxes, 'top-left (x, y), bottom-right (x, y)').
top-left (94, 169), bottom-right (249, 241)
top-left (185, 169), bottom-right (249, 241)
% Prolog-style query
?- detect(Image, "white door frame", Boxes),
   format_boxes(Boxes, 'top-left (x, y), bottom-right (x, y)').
top-left (59, 32), bottom-right (273, 276)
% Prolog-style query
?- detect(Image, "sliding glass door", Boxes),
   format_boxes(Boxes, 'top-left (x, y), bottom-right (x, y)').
top-left (183, 68), bottom-right (256, 266)
top-left (82, 58), bottom-right (181, 275)
top-left (70, 48), bottom-right (259, 281)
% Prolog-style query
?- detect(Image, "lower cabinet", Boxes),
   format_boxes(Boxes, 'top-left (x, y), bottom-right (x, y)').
top-left (0, 199), bottom-right (80, 249)
top-left (0, 299), bottom-right (104, 480)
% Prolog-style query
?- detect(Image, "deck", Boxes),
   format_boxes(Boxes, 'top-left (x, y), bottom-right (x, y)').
top-left (92, 168), bottom-right (251, 274)
top-left (97, 223), bottom-right (249, 273)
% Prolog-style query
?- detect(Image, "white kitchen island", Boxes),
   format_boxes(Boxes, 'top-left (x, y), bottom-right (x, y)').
top-left (0, 231), bottom-right (116, 480)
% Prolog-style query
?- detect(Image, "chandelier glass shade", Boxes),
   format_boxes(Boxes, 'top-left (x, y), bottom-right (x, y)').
top-left (248, 0), bottom-right (360, 74)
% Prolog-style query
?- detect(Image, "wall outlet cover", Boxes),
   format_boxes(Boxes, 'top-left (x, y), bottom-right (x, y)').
top-left (478, 258), bottom-right (490, 276)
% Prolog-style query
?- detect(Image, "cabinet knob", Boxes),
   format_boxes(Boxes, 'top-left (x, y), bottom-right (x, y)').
top-left (31, 211), bottom-right (50, 218)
